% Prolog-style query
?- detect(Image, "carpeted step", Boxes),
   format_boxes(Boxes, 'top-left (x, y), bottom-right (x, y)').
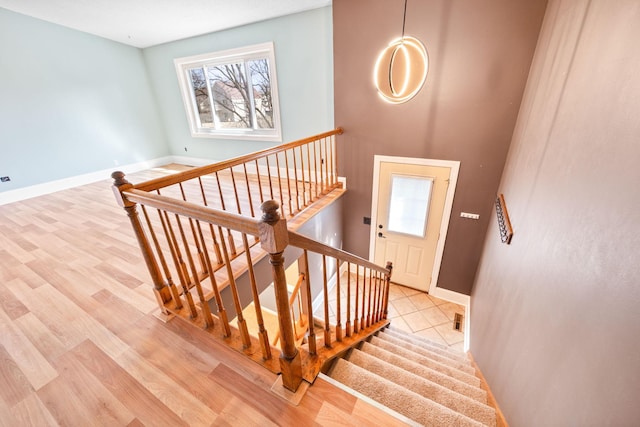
top-left (373, 333), bottom-right (477, 375)
top-left (387, 325), bottom-right (451, 350)
top-left (369, 336), bottom-right (481, 387)
top-left (346, 349), bottom-right (496, 426)
top-left (329, 358), bottom-right (484, 427)
top-left (360, 342), bottom-right (488, 403)
top-left (381, 328), bottom-right (469, 364)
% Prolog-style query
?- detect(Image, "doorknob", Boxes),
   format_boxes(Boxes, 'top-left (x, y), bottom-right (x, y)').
top-left (378, 232), bottom-right (386, 238)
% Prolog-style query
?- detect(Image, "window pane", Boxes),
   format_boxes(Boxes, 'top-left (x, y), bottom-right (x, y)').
top-left (248, 58), bottom-right (274, 129)
top-left (387, 175), bottom-right (433, 237)
top-left (188, 68), bottom-right (214, 128)
top-left (207, 63), bottom-right (251, 129)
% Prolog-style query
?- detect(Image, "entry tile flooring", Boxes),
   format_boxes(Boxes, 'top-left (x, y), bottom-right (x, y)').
top-left (319, 278), bottom-right (466, 352)
top-left (386, 283), bottom-right (466, 352)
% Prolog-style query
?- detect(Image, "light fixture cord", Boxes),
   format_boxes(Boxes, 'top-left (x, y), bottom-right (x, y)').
top-left (401, 0), bottom-right (408, 41)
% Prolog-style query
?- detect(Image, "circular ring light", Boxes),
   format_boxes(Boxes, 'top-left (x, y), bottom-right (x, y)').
top-left (374, 36), bottom-right (429, 104)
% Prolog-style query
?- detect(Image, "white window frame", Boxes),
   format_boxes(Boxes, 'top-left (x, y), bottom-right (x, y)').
top-left (174, 42), bottom-right (282, 142)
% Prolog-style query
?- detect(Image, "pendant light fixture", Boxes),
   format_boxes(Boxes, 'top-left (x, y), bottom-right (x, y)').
top-left (373, 0), bottom-right (429, 104)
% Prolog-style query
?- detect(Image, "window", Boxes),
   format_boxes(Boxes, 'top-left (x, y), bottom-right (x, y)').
top-left (387, 174), bottom-right (433, 237)
top-left (174, 42), bottom-right (282, 141)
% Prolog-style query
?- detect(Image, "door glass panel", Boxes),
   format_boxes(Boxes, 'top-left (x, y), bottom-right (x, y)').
top-left (387, 174), bottom-right (433, 237)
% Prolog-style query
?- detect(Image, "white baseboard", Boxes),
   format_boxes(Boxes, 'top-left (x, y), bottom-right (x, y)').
top-left (0, 155), bottom-right (215, 206)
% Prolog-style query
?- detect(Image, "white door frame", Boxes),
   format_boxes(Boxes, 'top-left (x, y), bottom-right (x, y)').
top-left (369, 155), bottom-right (460, 297)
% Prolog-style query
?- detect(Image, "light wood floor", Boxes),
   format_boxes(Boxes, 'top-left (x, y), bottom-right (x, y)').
top-left (0, 166), bottom-right (406, 426)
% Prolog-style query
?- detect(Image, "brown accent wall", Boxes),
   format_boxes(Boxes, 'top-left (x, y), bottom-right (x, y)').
top-left (471, 0), bottom-right (640, 424)
top-left (333, 0), bottom-right (547, 294)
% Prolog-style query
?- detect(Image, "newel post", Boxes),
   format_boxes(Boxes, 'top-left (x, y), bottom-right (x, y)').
top-left (111, 171), bottom-right (172, 312)
top-left (259, 200), bottom-right (302, 392)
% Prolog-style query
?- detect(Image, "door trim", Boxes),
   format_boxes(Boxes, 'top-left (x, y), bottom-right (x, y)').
top-left (369, 155), bottom-right (460, 296)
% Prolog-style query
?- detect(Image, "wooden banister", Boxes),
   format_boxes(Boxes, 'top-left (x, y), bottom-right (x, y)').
top-left (111, 128), bottom-right (397, 394)
top-left (135, 128), bottom-right (343, 192)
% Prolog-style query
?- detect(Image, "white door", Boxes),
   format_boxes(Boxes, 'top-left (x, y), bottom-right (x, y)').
top-left (370, 156), bottom-right (459, 293)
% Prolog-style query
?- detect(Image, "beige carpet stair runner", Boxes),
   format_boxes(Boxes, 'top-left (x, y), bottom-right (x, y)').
top-left (327, 326), bottom-right (496, 426)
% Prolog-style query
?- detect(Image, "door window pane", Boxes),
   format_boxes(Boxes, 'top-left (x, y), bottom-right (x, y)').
top-left (387, 174), bottom-right (433, 237)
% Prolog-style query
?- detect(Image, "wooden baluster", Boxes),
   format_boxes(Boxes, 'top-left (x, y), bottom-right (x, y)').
top-left (141, 205), bottom-right (182, 310)
top-left (375, 271), bottom-right (383, 323)
top-left (345, 262), bottom-right (352, 337)
top-left (284, 148), bottom-right (300, 216)
top-left (301, 146), bottom-right (309, 207)
top-left (335, 258), bottom-right (342, 342)
top-left (195, 220), bottom-right (232, 336)
top-left (291, 148), bottom-right (301, 213)
top-left (216, 223), bottom-right (251, 348)
top-left (321, 254), bottom-right (332, 347)
top-left (169, 214), bottom-right (198, 319)
top-left (242, 164), bottom-right (256, 218)
top-left (353, 266), bottom-right (360, 334)
top-left (176, 217), bottom-right (214, 328)
top-left (255, 159), bottom-right (265, 205)
top-left (259, 200), bottom-right (302, 392)
top-left (215, 171), bottom-right (236, 255)
top-left (265, 156), bottom-right (275, 200)
top-left (329, 134), bottom-right (336, 187)
top-left (179, 181), bottom-right (206, 276)
top-left (242, 233), bottom-right (272, 360)
top-left (360, 266), bottom-right (367, 331)
top-left (323, 137), bottom-right (329, 194)
top-left (197, 178), bottom-right (223, 265)
top-left (300, 144), bottom-right (313, 206)
top-left (273, 153), bottom-right (286, 218)
top-left (366, 268), bottom-right (373, 327)
top-left (111, 172), bottom-right (172, 313)
top-left (383, 262), bottom-right (393, 319)
top-left (312, 140), bottom-right (319, 200)
top-left (299, 251), bottom-right (316, 355)
top-left (229, 166), bottom-right (243, 215)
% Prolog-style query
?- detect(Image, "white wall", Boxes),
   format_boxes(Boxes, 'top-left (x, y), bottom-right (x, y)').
top-left (142, 7), bottom-right (334, 162)
top-left (0, 8), bottom-right (168, 193)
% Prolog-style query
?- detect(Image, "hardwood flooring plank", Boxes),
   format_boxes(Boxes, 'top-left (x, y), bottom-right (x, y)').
top-left (13, 312), bottom-right (67, 362)
top-left (209, 363), bottom-right (322, 427)
top-left (10, 393), bottom-right (59, 427)
top-left (70, 340), bottom-right (188, 427)
top-left (0, 343), bottom-right (34, 406)
top-left (0, 281), bottom-right (29, 320)
top-left (115, 348), bottom-right (219, 426)
top-left (94, 261), bottom-right (144, 289)
top-left (215, 395), bottom-right (279, 427)
top-left (90, 289), bottom-right (147, 336)
top-left (0, 307), bottom-right (58, 390)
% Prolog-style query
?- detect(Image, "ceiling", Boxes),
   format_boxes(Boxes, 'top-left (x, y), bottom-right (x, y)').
top-left (0, 0), bottom-right (332, 48)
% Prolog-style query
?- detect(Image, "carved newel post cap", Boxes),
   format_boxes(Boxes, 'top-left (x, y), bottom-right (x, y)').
top-left (260, 200), bottom-right (281, 223)
top-left (111, 171), bottom-right (130, 187)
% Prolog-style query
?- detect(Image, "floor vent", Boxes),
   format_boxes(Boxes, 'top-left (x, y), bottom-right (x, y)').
top-left (453, 313), bottom-right (463, 331)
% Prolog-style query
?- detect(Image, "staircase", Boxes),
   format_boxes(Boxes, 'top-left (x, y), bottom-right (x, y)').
top-left (326, 326), bottom-right (497, 427)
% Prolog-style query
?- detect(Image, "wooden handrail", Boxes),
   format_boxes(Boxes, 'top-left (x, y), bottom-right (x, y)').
top-left (288, 231), bottom-right (391, 276)
top-left (135, 128), bottom-right (344, 192)
top-left (123, 189), bottom-right (260, 236)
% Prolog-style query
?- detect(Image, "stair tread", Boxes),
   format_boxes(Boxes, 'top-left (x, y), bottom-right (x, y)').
top-left (387, 325), bottom-right (451, 350)
top-left (382, 328), bottom-right (469, 363)
top-left (369, 336), bottom-right (481, 387)
top-left (374, 333), bottom-right (476, 375)
top-left (347, 349), bottom-right (496, 426)
top-left (360, 342), bottom-right (488, 403)
top-left (330, 359), bottom-right (485, 427)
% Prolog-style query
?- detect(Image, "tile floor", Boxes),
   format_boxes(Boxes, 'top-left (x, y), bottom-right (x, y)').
top-left (317, 275), bottom-right (466, 352)
top-left (386, 283), bottom-right (466, 352)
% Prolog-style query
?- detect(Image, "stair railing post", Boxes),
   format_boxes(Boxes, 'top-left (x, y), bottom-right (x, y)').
top-left (383, 261), bottom-right (393, 319)
top-left (259, 200), bottom-right (302, 392)
top-left (111, 172), bottom-right (172, 314)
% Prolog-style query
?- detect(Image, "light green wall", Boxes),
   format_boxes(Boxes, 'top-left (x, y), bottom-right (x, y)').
top-left (0, 8), bottom-right (168, 192)
top-left (142, 7), bottom-right (334, 161)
